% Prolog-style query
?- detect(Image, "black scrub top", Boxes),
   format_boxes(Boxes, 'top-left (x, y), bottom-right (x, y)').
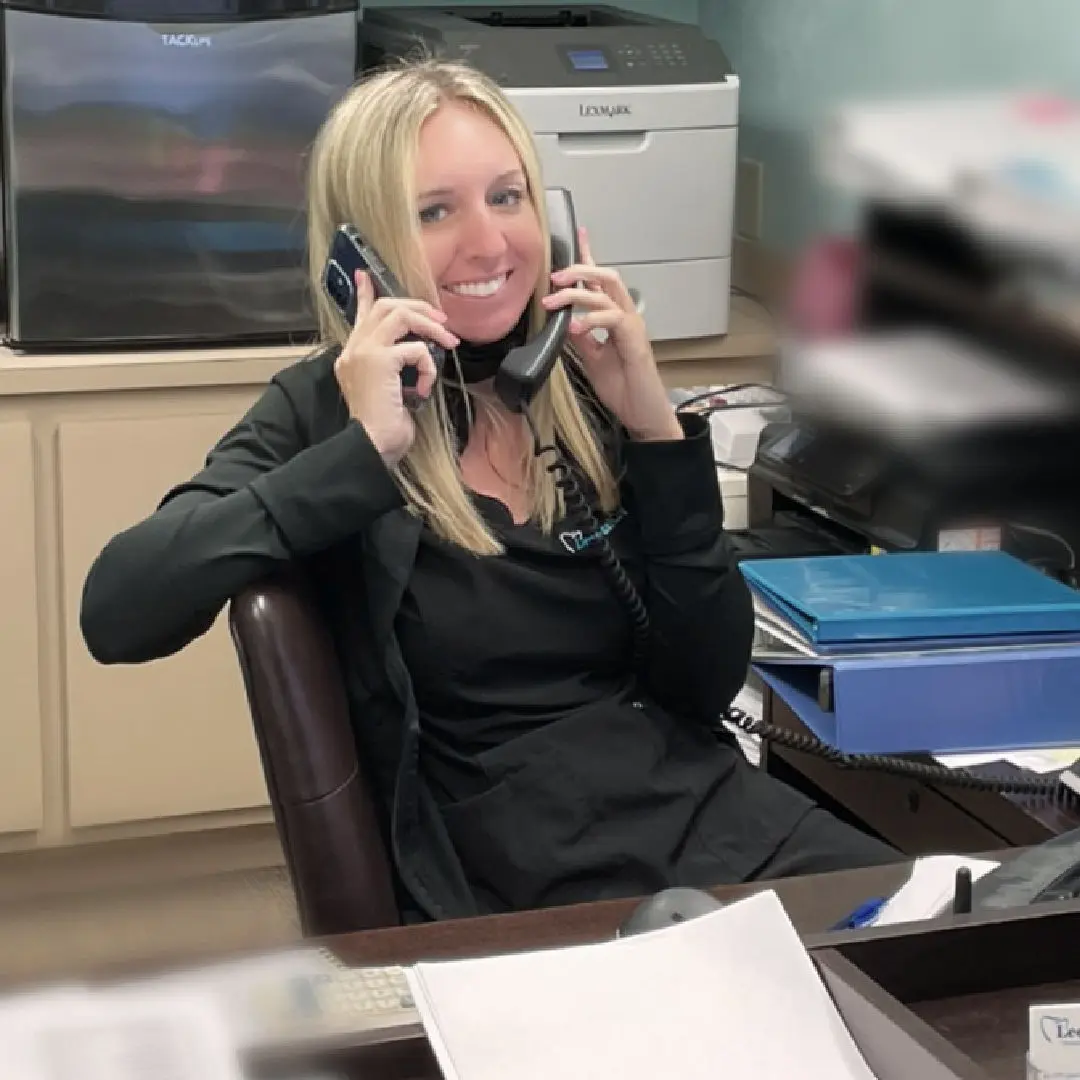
top-left (394, 492), bottom-right (812, 914)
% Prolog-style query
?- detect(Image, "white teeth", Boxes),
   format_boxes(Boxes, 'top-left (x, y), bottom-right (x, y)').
top-left (448, 272), bottom-right (508, 298)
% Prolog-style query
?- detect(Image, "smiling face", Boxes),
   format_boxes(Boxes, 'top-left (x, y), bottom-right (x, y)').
top-left (414, 100), bottom-right (546, 344)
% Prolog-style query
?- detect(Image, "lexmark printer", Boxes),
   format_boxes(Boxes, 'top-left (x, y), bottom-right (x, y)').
top-left (358, 5), bottom-right (739, 341)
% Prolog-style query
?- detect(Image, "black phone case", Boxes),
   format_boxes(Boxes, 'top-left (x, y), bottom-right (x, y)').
top-left (323, 226), bottom-right (445, 409)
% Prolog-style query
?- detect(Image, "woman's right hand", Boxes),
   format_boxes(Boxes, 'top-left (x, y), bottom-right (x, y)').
top-left (335, 270), bottom-right (459, 464)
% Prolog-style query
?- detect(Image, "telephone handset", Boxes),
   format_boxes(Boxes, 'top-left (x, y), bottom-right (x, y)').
top-left (494, 186), bottom-right (579, 413)
top-left (321, 186), bottom-right (579, 412)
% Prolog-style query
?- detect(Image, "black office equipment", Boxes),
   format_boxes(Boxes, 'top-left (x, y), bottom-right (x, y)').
top-left (970, 823), bottom-right (1080, 911)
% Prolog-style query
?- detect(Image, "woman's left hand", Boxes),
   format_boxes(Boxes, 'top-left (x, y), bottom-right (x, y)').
top-left (542, 227), bottom-right (682, 442)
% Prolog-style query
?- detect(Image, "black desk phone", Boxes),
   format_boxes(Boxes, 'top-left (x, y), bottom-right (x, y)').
top-left (322, 185), bottom-right (579, 414)
top-left (972, 823), bottom-right (1080, 911)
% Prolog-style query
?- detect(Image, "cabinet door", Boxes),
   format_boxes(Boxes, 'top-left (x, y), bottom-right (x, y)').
top-left (0, 422), bottom-right (44, 834)
top-left (59, 412), bottom-right (269, 828)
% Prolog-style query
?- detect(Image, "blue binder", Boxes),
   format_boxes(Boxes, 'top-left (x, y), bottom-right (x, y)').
top-left (741, 551), bottom-right (1080, 646)
top-left (754, 644), bottom-right (1080, 755)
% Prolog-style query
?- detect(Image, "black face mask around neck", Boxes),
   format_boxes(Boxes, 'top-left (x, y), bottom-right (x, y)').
top-left (452, 309), bottom-right (530, 385)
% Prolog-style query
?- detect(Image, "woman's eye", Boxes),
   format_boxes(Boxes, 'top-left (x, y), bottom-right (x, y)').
top-left (492, 187), bottom-right (524, 208)
top-left (419, 204), bottom-right (448, 225)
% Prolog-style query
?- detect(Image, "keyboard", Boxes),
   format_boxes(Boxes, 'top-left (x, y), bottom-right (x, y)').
top-left (246, 957), bottom-right (423, 1053)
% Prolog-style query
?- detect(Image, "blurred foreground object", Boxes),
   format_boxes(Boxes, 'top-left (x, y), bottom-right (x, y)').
top-left (787, 237), bottom-right (864, 340)
top-left (821, 92), bottom-right (1080, 266)
top-left (732, 92), bottom-right (1080, 582)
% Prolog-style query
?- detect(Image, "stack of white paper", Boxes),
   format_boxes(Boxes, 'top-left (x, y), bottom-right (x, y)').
top-left (872, 854), bottom-right (1001, 926)
top-left (406, 890), bottom-right (880, 1080)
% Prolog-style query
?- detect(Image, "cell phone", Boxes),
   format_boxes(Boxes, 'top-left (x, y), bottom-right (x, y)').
top-left (322, 226), bottom-right (445, 410)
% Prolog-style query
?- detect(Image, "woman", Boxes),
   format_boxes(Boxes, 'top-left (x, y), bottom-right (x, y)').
top-left (80, 60), bottom-right (896, 921)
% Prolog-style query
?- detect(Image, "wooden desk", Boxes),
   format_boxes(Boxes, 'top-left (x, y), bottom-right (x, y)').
top-left (246, 862), bottom-right (914, 1080)
top-left (761, 688), bottom-right (1080, 856)
top-left (808, 898), bottom-right (1080, 1080)
top-left (324, 860), bottom-right (913, 970)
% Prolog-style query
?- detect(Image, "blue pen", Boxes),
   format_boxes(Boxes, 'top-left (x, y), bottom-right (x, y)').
top-left (831, 897), bottom-right (887, 931)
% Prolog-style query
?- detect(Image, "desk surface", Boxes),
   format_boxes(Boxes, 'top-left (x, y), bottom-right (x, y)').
top-left (324, 860), bottom-right (913, 969)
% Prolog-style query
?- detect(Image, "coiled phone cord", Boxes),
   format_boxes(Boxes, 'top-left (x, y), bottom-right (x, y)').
top-left (523, 405), bottom-right (650, 669)
top-left (522, 403), bottom-right (1078, 808)
top-left (723, 706), bottom-right (1079, 807)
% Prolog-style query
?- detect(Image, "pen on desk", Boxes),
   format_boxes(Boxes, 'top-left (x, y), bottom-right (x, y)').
top-left (952, 866), bottom-right (973, 915)
top-left (831, 897), bottom-right (887, 931)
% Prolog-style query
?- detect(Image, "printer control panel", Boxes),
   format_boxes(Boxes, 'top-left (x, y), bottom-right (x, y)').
top-left (561, 41), bottom-right (689, 73)
top-left (614, 42), bottom-right (689, 70)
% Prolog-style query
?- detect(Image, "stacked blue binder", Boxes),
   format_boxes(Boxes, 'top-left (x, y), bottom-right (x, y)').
top-left (742, 551), bottom-right (1080, 755)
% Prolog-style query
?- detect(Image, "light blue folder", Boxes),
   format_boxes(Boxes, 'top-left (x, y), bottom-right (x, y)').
top-left (740, 551), bottom-right (1080, 646)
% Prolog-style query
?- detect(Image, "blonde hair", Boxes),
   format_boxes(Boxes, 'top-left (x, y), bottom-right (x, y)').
top-left (306, 58), bottom-right (618, 555)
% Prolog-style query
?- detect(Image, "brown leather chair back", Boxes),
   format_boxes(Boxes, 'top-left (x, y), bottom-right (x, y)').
top-left (228, 576), bottom-right (400, 935)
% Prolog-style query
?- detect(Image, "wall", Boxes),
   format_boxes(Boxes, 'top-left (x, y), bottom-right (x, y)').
top-left (700, 0), bottom-right (1080, 250)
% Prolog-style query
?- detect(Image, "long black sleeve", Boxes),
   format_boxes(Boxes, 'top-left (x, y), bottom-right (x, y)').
top-left (80, 371), bottom-right (403, 665)
top-left (622, 412), bottom-right (754, 723)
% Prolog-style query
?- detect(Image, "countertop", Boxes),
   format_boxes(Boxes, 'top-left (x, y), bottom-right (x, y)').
top-left (0, 294), bottom-right (773, 397)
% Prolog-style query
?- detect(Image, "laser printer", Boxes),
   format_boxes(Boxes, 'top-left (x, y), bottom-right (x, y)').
top-left (358, 5), bottom-right (739, 341)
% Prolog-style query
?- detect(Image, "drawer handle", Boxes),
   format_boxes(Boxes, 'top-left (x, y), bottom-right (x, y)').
top-left (556, 131), bottom-right (649, 154)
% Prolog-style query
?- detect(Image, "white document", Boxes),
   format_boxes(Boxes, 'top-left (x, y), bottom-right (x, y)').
top-left (872, 854), bottom-right (1001, 927)
top-left (406, 890), bottom-right (879, 1080)
top-left (936, 748), bottom-right (1080, 775)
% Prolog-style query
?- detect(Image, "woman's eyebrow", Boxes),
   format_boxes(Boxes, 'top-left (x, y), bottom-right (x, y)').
top-left (418, 169), bottom-right (524, 200)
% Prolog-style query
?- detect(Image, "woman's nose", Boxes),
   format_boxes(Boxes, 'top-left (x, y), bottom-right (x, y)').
top-left (461, 206), bottom-right (508, 260)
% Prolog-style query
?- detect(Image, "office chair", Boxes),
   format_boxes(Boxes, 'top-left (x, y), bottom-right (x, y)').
top-left (228, 576), bottom-right (401, 936)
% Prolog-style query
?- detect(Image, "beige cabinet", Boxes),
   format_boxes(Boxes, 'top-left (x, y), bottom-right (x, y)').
top-left (58, 411), bottom-right (269, 828)
top-left (0, 421), bottom-right (45, 835)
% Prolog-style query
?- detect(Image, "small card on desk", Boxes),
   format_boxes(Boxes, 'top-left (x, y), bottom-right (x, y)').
top-left (405, 890), bottom-right (880, 1080)
top-left (1030, 1003), bottom-right (1080, 1079)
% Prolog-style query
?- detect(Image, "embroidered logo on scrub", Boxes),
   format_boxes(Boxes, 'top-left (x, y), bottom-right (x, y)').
top-left (559, 508), bottom-right (627, 554)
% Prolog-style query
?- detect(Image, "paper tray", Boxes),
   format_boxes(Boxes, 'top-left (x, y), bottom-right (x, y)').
top-left (807, 899), bottom-right (1080, 1080)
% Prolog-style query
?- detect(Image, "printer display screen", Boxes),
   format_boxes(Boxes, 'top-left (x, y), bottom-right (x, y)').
top-left (565, 47), bottom-right (610, 71)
